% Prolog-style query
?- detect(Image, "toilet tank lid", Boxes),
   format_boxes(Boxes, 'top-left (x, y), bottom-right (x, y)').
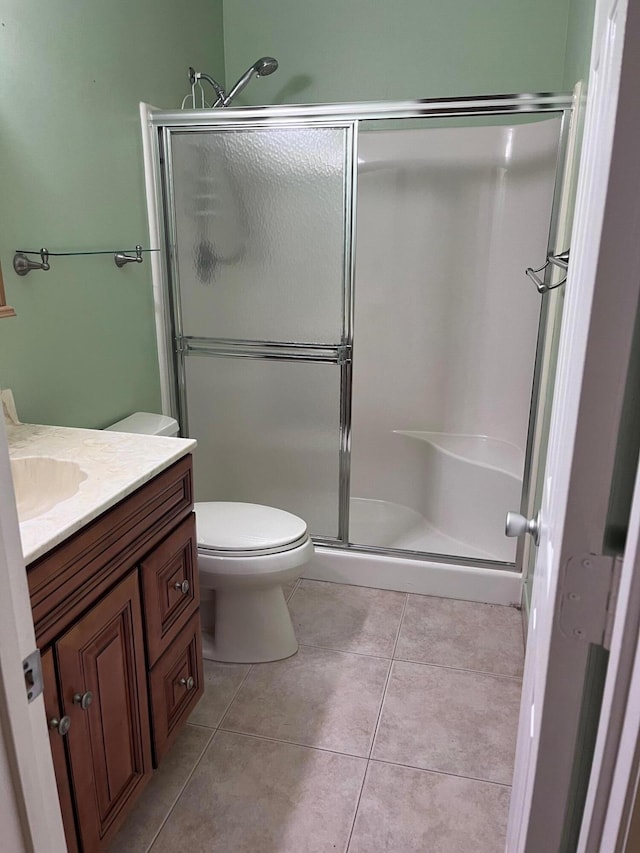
top-left (105, 412), bottom-right (179, 437)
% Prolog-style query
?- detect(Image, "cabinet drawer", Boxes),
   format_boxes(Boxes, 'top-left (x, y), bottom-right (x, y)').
top-left (149, 612), bottom-right (204, 763)
top-left (29, 455), bottom-right (193, 648)
top-left (141, 513), bottom-right (199, 666)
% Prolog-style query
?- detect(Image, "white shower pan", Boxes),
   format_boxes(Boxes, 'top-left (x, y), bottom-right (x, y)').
top-left (348, 432), bottom-right (522, 562)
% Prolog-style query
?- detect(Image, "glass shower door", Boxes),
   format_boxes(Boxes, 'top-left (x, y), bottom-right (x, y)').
top-left (164, 124), bottom-right (354, 539)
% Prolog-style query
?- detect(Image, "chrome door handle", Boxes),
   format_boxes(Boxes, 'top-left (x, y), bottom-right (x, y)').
top-left (174, 580), bottom-right (190, 595)
top-left (179, 676), bottom-right (195, 690)
top-left (505, 511), bottom-right (541, 545)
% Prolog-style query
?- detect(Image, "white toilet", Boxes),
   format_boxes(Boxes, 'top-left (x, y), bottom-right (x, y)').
top-left (106, 412), bottom-right (314, 663)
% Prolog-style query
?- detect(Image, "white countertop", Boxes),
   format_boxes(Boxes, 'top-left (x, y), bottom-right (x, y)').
top-left (7, 423), bottom-right (197, 564)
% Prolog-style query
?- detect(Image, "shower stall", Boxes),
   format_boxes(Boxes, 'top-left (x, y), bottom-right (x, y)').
top-left (142, 93), bottom-right (573, 604)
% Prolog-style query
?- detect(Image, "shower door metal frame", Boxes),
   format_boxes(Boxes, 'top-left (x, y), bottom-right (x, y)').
top-left (149, 91), bottom-right (574, 573)
top-left (159, 120), bottom-right (357, 543)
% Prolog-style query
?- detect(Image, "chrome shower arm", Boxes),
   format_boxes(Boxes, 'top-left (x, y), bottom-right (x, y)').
top-left (188, 67), bottom-right (226, 104)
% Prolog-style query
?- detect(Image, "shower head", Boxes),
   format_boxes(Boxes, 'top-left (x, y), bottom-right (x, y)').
top-left (254, 56), bottom-right (278, 77)
top-left (222, 56), bottom-right (279, 106)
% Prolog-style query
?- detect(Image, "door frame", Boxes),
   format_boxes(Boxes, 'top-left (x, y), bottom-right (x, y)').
top-left (579, 462), bottom-right (640, 850)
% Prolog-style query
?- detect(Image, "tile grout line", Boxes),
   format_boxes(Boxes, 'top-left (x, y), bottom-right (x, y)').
top-left (345, 598), bottom-right (408, 853)
top-left (145, 725), bottom-right (217, 853)
top-left (370, 755), bottom-right (514, 789)
top-left (215, 661), bottom-right (255, 730)
top-left (391, 655), bottom-right (524, 682)
top-left (344, 757), bottom-right (372, 853)
top-left (391, 593), bottom-right (409, 659)
top-left (213, 726), bottom-right (369, 760)
top-left (366, 592), bottom-right (409, 759)
top-left (299, 641), bottom-right (393, 661)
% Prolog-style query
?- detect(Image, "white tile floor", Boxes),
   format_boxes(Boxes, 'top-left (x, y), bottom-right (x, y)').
top-left (110, 579), bottom-right (523, 853)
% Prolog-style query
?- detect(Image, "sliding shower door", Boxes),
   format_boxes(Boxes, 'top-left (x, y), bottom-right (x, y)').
top-left (349, 116), bottom-right (563, 564)
top-left (163, 124), bottom-right (354, 539)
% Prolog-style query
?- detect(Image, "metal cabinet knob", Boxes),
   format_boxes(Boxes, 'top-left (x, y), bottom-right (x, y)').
top-left (174, 579), bottom-right (190, 595)
top-left (505, 511), bottom-right (541, 545)
top-left (179, 676), bottom-right (195, 690)
top-left (49, 716), bottom-right (71, 736)
top-left (73, 691), bottom-right (93, 710)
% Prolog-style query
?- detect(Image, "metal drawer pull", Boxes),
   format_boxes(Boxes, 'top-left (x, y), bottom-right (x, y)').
top-left (73, 691), bottom-right (93, 710)
top-left (179, 676), bottom-right (195, 690)
top-left (49, 716), bottom-right (71, 736)
top-left (174, 579), bottom-right (190, 595)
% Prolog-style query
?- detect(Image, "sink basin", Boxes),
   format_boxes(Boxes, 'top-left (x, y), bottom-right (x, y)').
top-left (11, 456), bottom-right (88, 522)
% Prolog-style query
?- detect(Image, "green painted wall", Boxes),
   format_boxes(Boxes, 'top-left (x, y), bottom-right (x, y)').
top-left (0, 0), bottom-right (224, 428)
top-left (222, 0), bottom-right (572, 107)
top-left (563, 0), bottom-right (597, 89)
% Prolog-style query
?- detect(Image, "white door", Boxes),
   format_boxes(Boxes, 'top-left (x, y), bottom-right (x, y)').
top-left (507, 0), bottom-right (640, 849)
top-left (0, 413), bottom-right (67, 852)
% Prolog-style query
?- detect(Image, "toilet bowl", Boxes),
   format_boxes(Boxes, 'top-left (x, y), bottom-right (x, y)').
top-left (105, 412), bottom-right (314, 664)
top-left (196, 501), bottom-right (313, 663)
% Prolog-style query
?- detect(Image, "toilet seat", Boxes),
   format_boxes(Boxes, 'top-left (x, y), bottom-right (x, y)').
top-left (195, 501), bottom-right (309, 557)
top-left (194, 501), bottom-right (315, 662)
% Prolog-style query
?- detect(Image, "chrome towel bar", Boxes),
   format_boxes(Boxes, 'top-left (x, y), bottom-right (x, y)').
top-left (13, 246), bottom-right (157, 276)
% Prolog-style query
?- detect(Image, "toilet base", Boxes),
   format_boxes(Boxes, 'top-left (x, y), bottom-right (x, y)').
top-left (201, 585), bottom-right (299, 663)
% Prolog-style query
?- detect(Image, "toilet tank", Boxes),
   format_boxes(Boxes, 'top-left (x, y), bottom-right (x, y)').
top-left (105, 412), bottom-right (179, 437)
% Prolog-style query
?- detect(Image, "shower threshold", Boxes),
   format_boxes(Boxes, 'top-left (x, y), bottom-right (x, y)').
top-left (303, 497), bottom-right (522, 605)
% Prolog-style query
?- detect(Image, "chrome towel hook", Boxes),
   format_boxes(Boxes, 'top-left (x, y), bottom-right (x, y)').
top-left (13, 248), bottom-right (50, 276)
top-left (526, 249), bottom-right (570, 294)
top-left (114, 245), bottom-right (143, 268)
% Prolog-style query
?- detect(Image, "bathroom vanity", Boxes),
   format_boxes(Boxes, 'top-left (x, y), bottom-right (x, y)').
top-left (10, 424), bottom-right (203, 852)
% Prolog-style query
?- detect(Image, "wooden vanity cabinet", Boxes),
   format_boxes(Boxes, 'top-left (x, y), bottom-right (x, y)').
top-left (29, 455), bottom-right (204, 852)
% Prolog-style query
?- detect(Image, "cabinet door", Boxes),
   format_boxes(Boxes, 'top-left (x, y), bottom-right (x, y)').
top-left (41, 648), bottom-right (78, 853)
top-left (56, 571), bottom-right (152, 851)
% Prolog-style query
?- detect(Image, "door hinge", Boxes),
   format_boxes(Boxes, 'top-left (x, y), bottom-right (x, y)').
top-left (558, 554), bottom-right (623, 650)
top-left (174, 336), bottom-right (187, 355)
top-left (22, 649), bottom-right (43, 704)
